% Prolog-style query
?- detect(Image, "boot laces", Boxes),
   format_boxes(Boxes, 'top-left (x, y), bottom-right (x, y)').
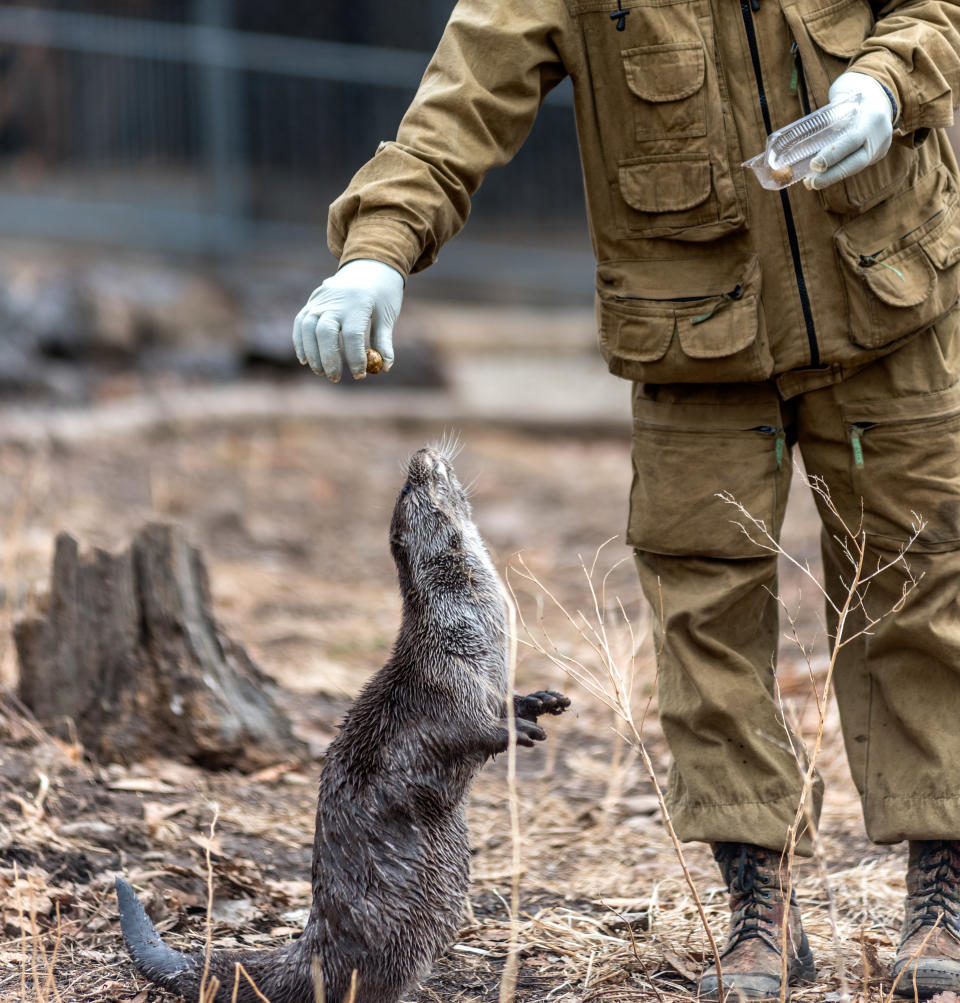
top-left (907, 841), bottom-right (960, 939)
top-left (715, 843), bottom-right (785, 953)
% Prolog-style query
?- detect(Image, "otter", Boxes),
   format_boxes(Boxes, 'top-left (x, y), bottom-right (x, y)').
top-left (116, 444), bottom-right (569, 1003)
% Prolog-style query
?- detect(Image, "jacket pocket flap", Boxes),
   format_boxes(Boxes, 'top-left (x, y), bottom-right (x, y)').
top-left (622, 43), bottom-right (705, 102)
top-left (856, 248), bottom-right (935, 308)
top-left (676, 293), bottom-right (758, 358)
top-left (609, 307), bottom-right (676, 362)
top-left (922, 207), bottom-right (960, 270)
top-left (803, 0), bottom-right (872, 58)
top-left (619, 157), bottom-right (712, 213)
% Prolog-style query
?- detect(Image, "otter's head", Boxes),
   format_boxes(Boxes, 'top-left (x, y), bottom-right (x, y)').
top-left (389, 445), bottom-right (500, 615)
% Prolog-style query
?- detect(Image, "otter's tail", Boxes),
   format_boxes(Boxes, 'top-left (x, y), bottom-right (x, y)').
top-left (116, 877), bottom-right (307, 1003)
top-left (115, 877), bottom-right (196, 989)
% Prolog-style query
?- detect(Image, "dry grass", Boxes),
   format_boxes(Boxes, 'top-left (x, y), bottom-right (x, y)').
top-left (0, 421), bottom-right (928, 1003)
top-left (719, 473), bottom-right (924, 1003)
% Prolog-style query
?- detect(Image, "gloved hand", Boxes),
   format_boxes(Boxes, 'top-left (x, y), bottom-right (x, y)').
top-left (292, 259), bottom-right (404, 382)
top-left (803, 71), bottom-right (895, 190)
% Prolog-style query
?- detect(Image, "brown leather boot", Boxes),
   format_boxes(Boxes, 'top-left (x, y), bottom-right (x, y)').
top-left (893, 840), bottom-right (960, 998)
top-left (699, 843), bottom-right (816, 1001)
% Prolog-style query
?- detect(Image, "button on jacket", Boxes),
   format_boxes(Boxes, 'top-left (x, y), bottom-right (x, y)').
top-left (327, 0), bottom-right (960, 391)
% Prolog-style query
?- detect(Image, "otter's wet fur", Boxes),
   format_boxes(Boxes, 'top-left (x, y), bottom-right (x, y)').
top-left (116, 444), bottom-right (569, 1003)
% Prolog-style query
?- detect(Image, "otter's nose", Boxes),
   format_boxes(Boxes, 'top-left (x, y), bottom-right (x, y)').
top-left (408, 448), bottom-right (440, 485)
top-left (425, 453), bottom-right (450, 483)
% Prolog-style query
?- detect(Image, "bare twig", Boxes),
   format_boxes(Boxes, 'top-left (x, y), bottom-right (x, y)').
top-left (232, 964), bottom-right (272, 1003)
top-left (498, 580), bottom-right (522, 1003)
top-left (719, 469), bottom-right (923, 1003)
top-left (507, 549), bottom-right (725, 1001)
top-left (600, 899), bottom-right (665, 1003)
top-left (199, 805), bottom-right (221, 1003)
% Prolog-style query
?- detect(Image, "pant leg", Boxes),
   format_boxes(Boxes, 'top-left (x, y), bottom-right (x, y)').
top-left (797, 308), bottom-right (960, 843)
top-left (628, 381), bottom-right (821, 854)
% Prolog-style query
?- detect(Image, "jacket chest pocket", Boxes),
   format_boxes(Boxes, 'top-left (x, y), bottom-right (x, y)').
top-left (622, 41), bottom-right (707, 141)
top-left (577, 1), bottom-right (747, 241)
top-left (781, 0), bottom-right (917, 214)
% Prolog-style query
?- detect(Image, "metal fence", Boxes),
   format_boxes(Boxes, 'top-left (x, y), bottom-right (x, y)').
top-left (0, 2), bottom-right (592, 297)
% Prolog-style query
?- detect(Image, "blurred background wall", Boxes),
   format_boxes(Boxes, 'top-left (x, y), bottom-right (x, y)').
top-left (6, 0), bottom-right (960, 407)
top-left (0, 0), bottom-right (594, 302)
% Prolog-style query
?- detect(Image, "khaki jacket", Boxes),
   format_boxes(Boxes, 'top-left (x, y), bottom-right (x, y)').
top-left (328, 0), bottom-right (960, 391)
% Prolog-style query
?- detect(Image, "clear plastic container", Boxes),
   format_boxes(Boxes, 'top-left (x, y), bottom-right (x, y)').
top-left (743, 94), bottom-right (861, 190)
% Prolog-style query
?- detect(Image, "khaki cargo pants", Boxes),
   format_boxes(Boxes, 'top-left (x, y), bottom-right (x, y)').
top-left (631, 310), bottom-right (960, 854)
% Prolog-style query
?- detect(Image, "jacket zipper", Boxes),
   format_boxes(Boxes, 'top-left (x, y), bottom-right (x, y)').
top-left (790, 42), bottom-right (812, 114)
top-left (739, 0), bottom-right (820, 367)
top-left (849, 421), bottom-right (874, 467)
top-left (614, 284), bottom-right (743, 303)
top-left (616, 284), bottom-right (744, 323)
top-left (615, 294), bottom-right (705, 302)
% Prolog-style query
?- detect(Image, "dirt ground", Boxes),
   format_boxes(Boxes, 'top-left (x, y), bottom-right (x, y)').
top-left (0, 386), bottom-right (913, 1003)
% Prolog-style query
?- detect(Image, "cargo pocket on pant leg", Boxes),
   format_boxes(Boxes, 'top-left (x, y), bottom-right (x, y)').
top-left (628, 391), bottom-right (789, 558)
top-left (597, 253), bottom-right (773, 383)
top-left (844, 381), bottom-right (960, 553)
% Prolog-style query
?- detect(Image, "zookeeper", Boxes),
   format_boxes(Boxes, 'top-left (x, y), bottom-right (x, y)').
top-left (291, 0), bottom-right (960, 997)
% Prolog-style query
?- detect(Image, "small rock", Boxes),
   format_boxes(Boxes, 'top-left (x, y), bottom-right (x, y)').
top-left (281, 906), bottom-right (310, 927)
top-left (211, 897), bottom-right (258, 925)
top-left (268, 926), bottom-right (302, 939)
top-left (58, 820), bottom-right (124, 848)
top-left (619, 794), bottom-right (662, 817)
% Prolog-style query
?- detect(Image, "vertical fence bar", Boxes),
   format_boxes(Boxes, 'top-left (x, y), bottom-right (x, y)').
top-left (195, 0), bottom-right (249, 252)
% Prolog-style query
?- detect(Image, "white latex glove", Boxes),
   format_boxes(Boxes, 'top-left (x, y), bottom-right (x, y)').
top-left (292, 259), bottom-right (404, 382)
top-left (803, 71), bottom-right (895, 190)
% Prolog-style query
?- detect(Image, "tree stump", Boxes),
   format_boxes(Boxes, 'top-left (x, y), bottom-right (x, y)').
top-left (15, 524), bottom-right (305, 770)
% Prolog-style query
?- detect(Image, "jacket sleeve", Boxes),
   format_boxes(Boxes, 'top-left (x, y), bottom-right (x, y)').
top-left (327, 0), bottom-right (570, 278)
top-left (849, 0), bottom-right (960, 136)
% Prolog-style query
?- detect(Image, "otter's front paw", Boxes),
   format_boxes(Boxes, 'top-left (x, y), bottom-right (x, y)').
top-left (514, 690), bottom-right (571, 722)
top-left (488, 717), bottom-right (547, 754)
top-left (515, 717), bottom-right (548, 745)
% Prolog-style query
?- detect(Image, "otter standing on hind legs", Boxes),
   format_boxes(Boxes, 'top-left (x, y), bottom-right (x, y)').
top-left (116, 443), bottom-right (570, 1003)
